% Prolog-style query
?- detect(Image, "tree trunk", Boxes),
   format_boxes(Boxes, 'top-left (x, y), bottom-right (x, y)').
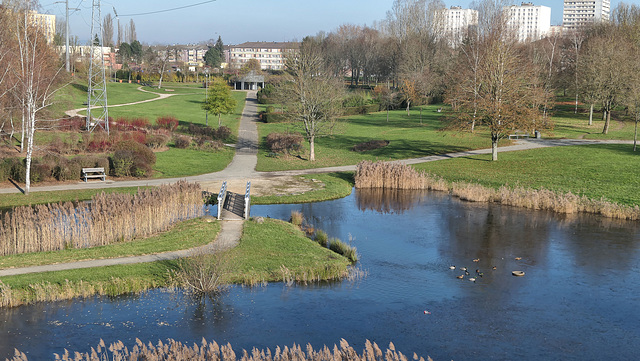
top-left (602, 109), bottom-right (611, 134)
top-left (634, 119), bottom-right (638, 152)
top-left (218, 113), bottom-right (222, 127)
top-left (309, 135), bottom-right (315, 161)
top-left (386, 107), bottom-right (389, 122)
top-left (420, 108), bottom-right (422, 125)
top-left (589, 104), bottom-right (593, 125)
top-left (406, 100), bottom-right (410, 116)
top-left (491, 137), bottom-right (498, 161)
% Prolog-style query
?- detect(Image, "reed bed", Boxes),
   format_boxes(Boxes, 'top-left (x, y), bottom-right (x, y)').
top-left (355, 161), bottom-right (640, 220)
top-left (16, 338), bottom-right (433, 361)
top-left (0, 278), bottom-right (164, 308)
top-left (0, 181), bottom-right (204, 256)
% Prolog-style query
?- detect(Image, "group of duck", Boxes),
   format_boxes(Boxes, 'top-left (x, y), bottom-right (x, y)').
top-left (449, 258), bottom-right (501, 283)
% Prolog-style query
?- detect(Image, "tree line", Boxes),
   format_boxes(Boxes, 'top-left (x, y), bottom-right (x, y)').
top-left (273, 0), bottom-right (640, 160)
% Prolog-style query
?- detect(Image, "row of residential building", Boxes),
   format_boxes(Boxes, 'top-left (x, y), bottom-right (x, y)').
top-left (438, 0), bottom-right (611, 44)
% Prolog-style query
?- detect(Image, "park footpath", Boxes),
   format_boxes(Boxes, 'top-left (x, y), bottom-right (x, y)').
top-left (0, 90), bottom-right (633, 276)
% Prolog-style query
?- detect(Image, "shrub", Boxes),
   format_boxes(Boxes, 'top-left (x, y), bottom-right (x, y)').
top-left (257, 83), bottom-right (275, 104)
top-left (352, 140), bottom-right (390, 152)
top-left (266, 132), bottom-right (303, 155)
top-left (157, 116), bottom-right (179, 131)
top-left (57, 116), bottom-right (85, 131)
top-left (54, 158), bottom-right (82, 181)
top-left (262, 112), bottom-right (287, 123)
top-left (174, 135), bottom-right (191, 149)
top-left (266, 105), bottom-right (275, 113)
top-left (214, 126), bottom-right (231, 141)
top-left (146, 134), bottom-right (170, 149)
top-left (112, 140), bottom-right (156, 177)
top-left (343, 93), bottom-right (366, 108)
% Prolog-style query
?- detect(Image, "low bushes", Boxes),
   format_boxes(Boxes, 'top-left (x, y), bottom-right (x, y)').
top-left (261, 111), bottom-right (287, 123)
top-left (157, 116), bottom-right (179, 131)
top-left (112, 140), bottom-right (156, 177)
top-left (266, 132), bottom-right (303, 155)
top-left (185, 123), bottom-right (231, 141)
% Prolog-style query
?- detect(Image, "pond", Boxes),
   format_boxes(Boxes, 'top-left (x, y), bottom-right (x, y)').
top-left (1, 189), bottom-right (639, 360)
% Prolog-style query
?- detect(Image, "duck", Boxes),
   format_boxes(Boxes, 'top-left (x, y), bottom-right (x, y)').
top-left (473, 258), bottom-right (480, 262)
top-left (492, 266), bottom-right (497, 270)
top-left (477, 272), bottom-right (484, 277)
top-left (464, 270), bottom-right (470, 275)
top-left (469, 277), bottom-right (476, 282)
top-left (456, 275), bottom-right (464, 279)
top-left (449, 265), bottom-right (456, 270)
top-left (515, 257), bottom-right (522, 261)
top-left (460, 267), bottom-right (467, 272)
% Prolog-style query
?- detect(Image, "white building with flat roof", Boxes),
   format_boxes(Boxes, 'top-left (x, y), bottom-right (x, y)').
top-left (435, 6), bottom-right (478, 47)
top-left (229, 42), bottom-right (299, 71)
top-left (562, 0), bottom-right (610, 30)
top-left (503, 3), bottom-right (552, 42)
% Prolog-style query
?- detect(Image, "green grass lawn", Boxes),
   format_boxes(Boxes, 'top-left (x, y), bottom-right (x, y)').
top-left (153, 146), bottom-right (235, 178)
top-left (223, 218), bottom-right (350, 284)
top-left (544, 102), bottom-right (639, 140)
top-left (257, 105), bottom-right (504, 171)
top-left (0, 218), bottom-right (220, 270)
top-left (413, 143), bottom-right (640, 206)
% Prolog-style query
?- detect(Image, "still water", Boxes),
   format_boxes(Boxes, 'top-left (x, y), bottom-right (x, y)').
top-left (1, 189), bottom-right (639, 360)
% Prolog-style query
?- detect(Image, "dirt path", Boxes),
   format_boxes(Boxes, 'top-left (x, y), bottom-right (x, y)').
top-left (65, 87), bottom-right (174, 118)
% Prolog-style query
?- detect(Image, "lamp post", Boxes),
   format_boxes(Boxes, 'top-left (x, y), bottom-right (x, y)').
top-left (204, 69), bottom-right (209, 126)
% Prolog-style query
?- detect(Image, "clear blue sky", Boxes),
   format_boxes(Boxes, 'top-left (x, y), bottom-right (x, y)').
top-left (36, 0), bottom-right (636, 45)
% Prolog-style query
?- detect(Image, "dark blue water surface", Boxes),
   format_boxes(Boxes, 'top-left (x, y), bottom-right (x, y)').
top-left (1, 189), bottom-right (639, 360)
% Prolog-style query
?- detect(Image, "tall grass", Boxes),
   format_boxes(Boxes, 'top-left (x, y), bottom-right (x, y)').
top-left (21, 338), bottom-right (432, 361)
top-left (356, 161), bottom-right (640, 220)
top-left (0, 181), bottom-right (204, 256)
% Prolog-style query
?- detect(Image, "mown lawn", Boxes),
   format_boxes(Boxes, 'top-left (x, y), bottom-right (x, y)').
top-left (257, 105), bottom-right (504, 171)
top-left (153, 146), bottom-right (235, 178)
top-left (413, 143), bottom-right (640, 206)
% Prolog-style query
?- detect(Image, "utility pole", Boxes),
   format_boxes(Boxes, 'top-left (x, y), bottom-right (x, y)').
top-left (86, 0), bottom-right (109, 134)
top-left (65, 0), bottom-right (69, 72)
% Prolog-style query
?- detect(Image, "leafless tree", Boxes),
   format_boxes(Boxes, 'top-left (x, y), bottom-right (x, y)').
top-left (275, 37), bottom-right (345, 162)
top-left (102, 13), bottom-right (114, 47)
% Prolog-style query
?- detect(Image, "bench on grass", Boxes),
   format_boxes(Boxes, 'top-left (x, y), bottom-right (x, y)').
top-left (508, 131), bottom-right (530, 140)
top-left (82, 167), bottom-right (106, 182)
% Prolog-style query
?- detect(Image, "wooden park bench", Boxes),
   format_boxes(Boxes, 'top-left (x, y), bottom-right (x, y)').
top-left (82, 167), bottom-right (106, 182)
top-left (508, 131), bottom-right (530, 140)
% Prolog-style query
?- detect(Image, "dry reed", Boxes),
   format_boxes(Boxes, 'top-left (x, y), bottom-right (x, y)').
top-left (0, 181), bottom-right (204, 256)
top-left (355, 161), bottom-right (640, 220)
top-left (15, 338), bottom-right (433, 361)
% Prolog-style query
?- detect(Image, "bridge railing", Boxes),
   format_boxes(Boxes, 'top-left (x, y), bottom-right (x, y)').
top-left (217, 181), bottom-right (227, 220)
top-left (244, 181), bottom-right (251, 219)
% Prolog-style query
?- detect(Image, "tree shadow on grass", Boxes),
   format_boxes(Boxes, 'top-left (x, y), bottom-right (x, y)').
top-left (71, 83), bottom-right (88, 93)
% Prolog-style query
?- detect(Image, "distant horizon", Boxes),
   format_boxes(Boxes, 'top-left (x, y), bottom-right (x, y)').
top-left (35, 0), bottom-right (635, 46)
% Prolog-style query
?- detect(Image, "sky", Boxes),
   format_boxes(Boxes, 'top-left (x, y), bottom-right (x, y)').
top-left (36, 0), bottom-right (636, 45)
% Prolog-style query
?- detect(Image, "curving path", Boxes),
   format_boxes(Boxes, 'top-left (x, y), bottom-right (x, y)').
top-left (0, 91), bottom-right (634, 276)
top-left (65, 86), bottom-right (175, 118)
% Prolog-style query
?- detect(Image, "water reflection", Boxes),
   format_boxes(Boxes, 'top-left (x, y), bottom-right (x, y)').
top-left (1, 189), bottom-right (640, 360)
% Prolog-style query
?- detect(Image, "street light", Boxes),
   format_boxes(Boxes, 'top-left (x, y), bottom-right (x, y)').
top-left (54, 0), bottom-right (80, 72)
top-left (204, 69), bottom-right (210, 126)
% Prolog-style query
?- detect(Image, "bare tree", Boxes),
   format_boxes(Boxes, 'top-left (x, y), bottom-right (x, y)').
top-left (447, 9), bottom-right (545, 161)
top-left (8, 1), bottom-right (65, 194)
top-left (102, 13), bottom-right (114, 47)
top-left (275, 37), bottom-right (345, 162)
top-left (116, 18), bottom-right (122, 46)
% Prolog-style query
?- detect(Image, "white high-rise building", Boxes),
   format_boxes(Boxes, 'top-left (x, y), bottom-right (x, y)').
top-left (562, 0), bottom-right (610, 30)
top-left (503, 3), bottom-right (552, 42)
top-left (435, 6), bottom-right (478, 47)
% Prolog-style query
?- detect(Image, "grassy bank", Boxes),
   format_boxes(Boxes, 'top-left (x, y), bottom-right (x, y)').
top-left (0, 187), bottom-right (144, 212)
top-left (0, 217), bottom-right (350, 307)
top-left (223, 218), bottom-right (350, 285)
top-left (153, 147), bottom-right (235, 178)
top-left (412, 144), bottom-right (640, 207)
top-left (252, 172), bottom-right (354, 205)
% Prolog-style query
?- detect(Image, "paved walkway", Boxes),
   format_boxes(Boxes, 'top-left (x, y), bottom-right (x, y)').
top-left (0, 88), bottom-right (634, 275)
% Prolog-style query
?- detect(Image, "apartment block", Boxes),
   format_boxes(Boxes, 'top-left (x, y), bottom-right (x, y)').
top-left (229, 42), bottom-right (299, 71)
top-left (504, 2), bottom-right (551, 42)
top-left (435, 6), bottom-right (478, 46)
top-left (562, 0), bottom-right (610, 30)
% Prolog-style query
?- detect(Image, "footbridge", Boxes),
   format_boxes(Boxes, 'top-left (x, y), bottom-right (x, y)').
top-left (216, 181), bottom-right (251, 220)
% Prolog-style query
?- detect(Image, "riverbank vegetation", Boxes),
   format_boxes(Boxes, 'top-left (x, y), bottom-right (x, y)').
top-left (0, 216), bottom-right (351, 307)
top-left (11, 338), bottom-right (432, 361)
top-left (356, 159), bottom-right (640, 220)
top-left (0, 181), bottom-right (203, 256)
